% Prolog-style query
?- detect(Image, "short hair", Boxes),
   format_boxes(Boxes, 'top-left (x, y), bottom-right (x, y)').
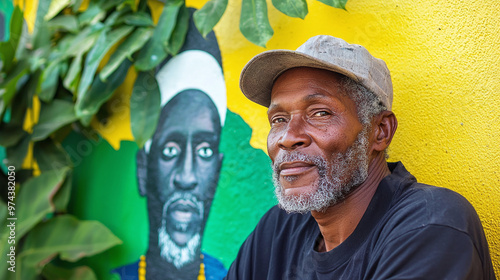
top-left (339, 76), bottom-right (387, 126)
top-left (340, 76), bottom-right (390, 158)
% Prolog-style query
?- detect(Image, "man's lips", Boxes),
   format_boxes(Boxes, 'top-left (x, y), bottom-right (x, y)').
top-left (170, 199), bottom-right (197, 210)
top-left (168, 199), bottom-right (200, 223)
top-left (279, 161), bottom-right (316, 176)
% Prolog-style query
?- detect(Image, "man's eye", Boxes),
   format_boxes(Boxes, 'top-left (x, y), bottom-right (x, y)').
top-left (272, 117), bottom-right (286, 124)
top-left (313, 111), bottom-right (330, 117)
top-left (163, 146), bottom-right (179, 158)
top-left (198, 147), bottom-right (214, 158)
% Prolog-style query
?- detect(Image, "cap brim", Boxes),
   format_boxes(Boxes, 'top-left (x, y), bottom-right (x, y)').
top-left (240, 50), bottom-right (361, 107)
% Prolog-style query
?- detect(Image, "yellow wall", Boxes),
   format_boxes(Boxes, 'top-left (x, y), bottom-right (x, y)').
top-left (16, 0), bottom-right (498, 273)
top-left (190, 0), bottom-right (499, 274)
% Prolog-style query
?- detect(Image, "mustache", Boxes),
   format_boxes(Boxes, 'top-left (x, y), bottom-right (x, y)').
top-left (272, 151), bottom-right (327, 174)
top-left (162, 192), bottom-right (204, 216)
top-left (165, 192), bottom-right (200, 206)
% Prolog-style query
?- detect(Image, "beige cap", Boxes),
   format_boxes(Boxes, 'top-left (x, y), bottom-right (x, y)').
top-left (239, 35), bottom-right (393, 110)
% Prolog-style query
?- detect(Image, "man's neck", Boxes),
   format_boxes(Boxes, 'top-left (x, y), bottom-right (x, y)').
top-left (311, 153), bottom-right (390, 252)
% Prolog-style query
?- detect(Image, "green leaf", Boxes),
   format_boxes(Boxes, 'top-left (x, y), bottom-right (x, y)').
top-left (14, 168), bottom-right (69, 239)
top-left (165, 4), bottom-right (189, 56)
top-left (193, 0), bottom-right (228, 37)
top-left (75, 59), bottom-right (132, 125)
top-left (75, 29), bottom-right (108, 97)
top-left (78, 4), bottom-right (106, 27)
top-left (52, 172), bottom-right (72, 213)
top-left (240, 0), bottom-right (274, 47)
top-left (0, 6), bottom-right (23, 72)
top-left (72, 0), bottom-right (85, 13)
top-left (5, 73), bottom-right (31, 120)
top-left (0, 61), bottom-right (29, 114)
top-left (134, 2), bottom-right (182, 71)
top-left (100, 0), bottom-right (124, 11)
top-left (42, 263), bottom-right (97, 280)
top-left (39, 61), bottom-right (63, 102)
top-left (18, 215), bottom-right (122, 273)
top-left (78, 25), bottom-right (134, 96)
top-left (5, 132), bottom-right (31, 168)
top-left (29, 45), bottom-right (51, 71)
top-left (45, 0), bottom-right (72, 21)
top-left (99, 27), bottom-right (153, 81)
top-left (272, 0), bottom-right (308, 19)
top-left (34, 0), bottom-right (55, 49)
top-left (0, 122), bottom-right (28, 147)
top-left (118, 0), bottom-right (138, 12)
top-left (316, 0), bottom-right (347, 10)
top-left (48, 15), bottom-right (79, 33)
top-left (33, 139), bottom-right (72, 172)
top-left (121, 11), bottom-right (154, 26)
top-left (63, 53), bottom-right (82, 93)
top-left (0, 199), bottom-right (6, 228)
top-left (103, 9), bottom-right (127, 27)
top-left (0, 61), bottom-right (31, 123)
top-left (32, 99), bottom-right (78, 141)
top-left (130, 71), bottom-right (161, 148)
top-left (64, 26), bottom-right (102, 59)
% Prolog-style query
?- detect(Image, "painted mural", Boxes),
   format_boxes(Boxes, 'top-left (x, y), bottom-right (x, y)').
top-left (64, 6), bottom-right (275, 280)
top-left (114, 10), bottom-right (227, 279)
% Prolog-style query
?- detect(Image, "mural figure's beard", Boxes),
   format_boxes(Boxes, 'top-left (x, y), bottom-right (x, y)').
top-left (158, 226), bottom-right (201, 269)
top-left (157, 192), bottom-right (204, 269)
top-left (272, 127), bottom-right (370, 214)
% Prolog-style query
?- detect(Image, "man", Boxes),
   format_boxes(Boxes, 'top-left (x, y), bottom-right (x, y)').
top-left (115, 11), bottom-right (227, 280)
top-left (225, 35), bottom-right (495, 279)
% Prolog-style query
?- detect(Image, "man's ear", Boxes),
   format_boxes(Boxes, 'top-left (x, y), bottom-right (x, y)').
top-left (371, 111), bottom-right (398, 153)
top-left (136, 149), bottom-right (148, 196)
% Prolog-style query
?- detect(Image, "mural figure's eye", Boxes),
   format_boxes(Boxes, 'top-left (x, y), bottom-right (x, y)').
top-left (198, 147), bottom-right (214, 158)
top-left (163, 143), bottom-right (180, 159)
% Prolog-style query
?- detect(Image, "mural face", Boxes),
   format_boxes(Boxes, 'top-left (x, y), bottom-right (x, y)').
top-left (134, 70), bottom-right (226, 280)
top-left (149, 90), bottom-right (222, 268)
top-left (126, 8), bottom-right (228, 280)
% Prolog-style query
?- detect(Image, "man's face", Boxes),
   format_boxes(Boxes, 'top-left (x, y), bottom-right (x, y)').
top-left (148, 90), bottom-right (222, 265)
top-left (267, 67), bottom-right (370, 213)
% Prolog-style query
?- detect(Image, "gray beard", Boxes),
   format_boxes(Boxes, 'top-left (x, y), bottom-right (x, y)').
top-left (157, 192), bottom-right (204, 269)
top-left (272, 127), bottom-right (370, 214)
top-left (158, 224), bottom-right (201, 269)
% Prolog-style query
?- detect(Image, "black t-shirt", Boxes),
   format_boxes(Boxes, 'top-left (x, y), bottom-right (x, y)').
top-left (225, 162), bottom-right (495, 280)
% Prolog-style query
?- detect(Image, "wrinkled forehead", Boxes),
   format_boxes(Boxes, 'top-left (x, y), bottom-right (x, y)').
top-left (269, 67), bottom-right (355, 107)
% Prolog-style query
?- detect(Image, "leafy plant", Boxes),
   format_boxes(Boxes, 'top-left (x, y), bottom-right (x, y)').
top-left (0, 0), bottom-right (347, 278)
top-left (195, 0), bottom-right (347, 47)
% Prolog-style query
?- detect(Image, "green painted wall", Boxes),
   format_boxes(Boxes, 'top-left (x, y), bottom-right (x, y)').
top-left (202, 110), bottom-right (275, 268)
top-left (66, 110), bottom-right (276, 277)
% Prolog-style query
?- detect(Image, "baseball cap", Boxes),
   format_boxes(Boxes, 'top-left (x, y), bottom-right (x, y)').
top-left (239, 35), bottom-right (393, 110)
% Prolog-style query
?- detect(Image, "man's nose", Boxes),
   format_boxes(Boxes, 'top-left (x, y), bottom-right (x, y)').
top-left (173, 145), bottom-right (198, 190)
top-left (277, 116), bottom-right (311, 150)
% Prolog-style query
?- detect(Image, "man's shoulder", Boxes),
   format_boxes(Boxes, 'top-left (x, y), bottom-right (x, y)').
top-left (247, 205), bottom-right (317, 247)
top-left (385, 164), bottom-right (482, 236)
